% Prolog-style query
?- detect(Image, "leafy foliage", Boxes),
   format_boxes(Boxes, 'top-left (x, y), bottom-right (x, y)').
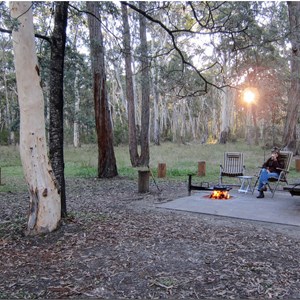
top-left (0, 1), bottom-right (293, 147)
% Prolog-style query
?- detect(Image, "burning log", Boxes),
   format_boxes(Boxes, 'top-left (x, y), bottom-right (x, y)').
top-left (209, 185), bottom-right (232, 200)
top-left (209, 190), bottom-right (230, 199)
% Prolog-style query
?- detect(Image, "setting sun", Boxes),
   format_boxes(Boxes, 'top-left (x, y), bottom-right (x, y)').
top-left (243, 89), bottom-right (256, 104)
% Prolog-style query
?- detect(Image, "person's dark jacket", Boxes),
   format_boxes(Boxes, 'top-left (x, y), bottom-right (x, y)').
top-left (262, 156), bottom-right (284, 174)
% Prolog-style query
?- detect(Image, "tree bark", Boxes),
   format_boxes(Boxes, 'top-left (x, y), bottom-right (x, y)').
top-left (3, 64), bottom-right (14, 144)
top-left (138, 1), bottom-right (150, 166)
top-left (121, 3), bottom-right (139, 166)
top-left (10, 1), bottom-right (61, 234)
top-left (73, 69), bottom-right (81, 148)
top-left (220, 88), bottom-right (230, 142)
top-left (87, 1), bottom-right (118, 178)
top-left (152, 67), bottom-right (160, 145)
top-left (283, 1), bottom-right (300, 153)
top-left (49, 1), bottom-right (68, 218)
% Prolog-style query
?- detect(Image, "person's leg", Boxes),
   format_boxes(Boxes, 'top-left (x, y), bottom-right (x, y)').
top-left (257, 168), bottom-right (269, 191)
top-left (257, 168), bottom-right (270, 198)
top-left (267, 172), bottom-right (279, 181)
top-left (257, 171), bottom-right (280, 198)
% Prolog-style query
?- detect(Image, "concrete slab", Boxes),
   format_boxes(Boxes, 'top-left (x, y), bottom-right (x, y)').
top-left (156, 190), bottom-right (300, 226)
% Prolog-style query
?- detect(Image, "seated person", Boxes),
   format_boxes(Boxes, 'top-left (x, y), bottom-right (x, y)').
top-left (256, 147), bottom-right (284, 198)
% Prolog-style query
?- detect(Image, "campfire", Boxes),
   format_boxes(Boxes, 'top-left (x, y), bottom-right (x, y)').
top-left (209, 185), bottom-right (232, 200)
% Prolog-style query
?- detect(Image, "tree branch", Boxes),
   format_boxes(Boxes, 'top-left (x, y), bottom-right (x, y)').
top-left (121, 1), bottom-right (227, 93)
top-left (0, 27), bottom-right (51, 43)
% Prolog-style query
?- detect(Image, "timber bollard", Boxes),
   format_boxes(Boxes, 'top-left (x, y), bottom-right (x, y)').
top-left (157, 163), bottom-right (166, 178)
top-left (198, 161), bottom-right (206, 176)
top-left (296, 159), bottom-right (300, 172)
top-left (138, 170), bottom-right (150, 193)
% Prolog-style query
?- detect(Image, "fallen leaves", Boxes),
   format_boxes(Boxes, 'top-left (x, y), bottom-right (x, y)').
top-left (1, 178), bottom-right (300, 299)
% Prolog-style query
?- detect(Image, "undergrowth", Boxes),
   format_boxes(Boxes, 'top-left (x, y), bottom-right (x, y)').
top-left (0, 141), bottom-right (298, 193)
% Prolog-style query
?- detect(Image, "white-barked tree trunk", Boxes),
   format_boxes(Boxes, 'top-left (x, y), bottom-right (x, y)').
top-left (10, 1), bottom-right (61, 234)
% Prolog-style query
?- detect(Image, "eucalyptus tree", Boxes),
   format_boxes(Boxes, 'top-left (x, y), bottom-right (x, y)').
top-left (87, 1), bottom-right (118, 178)
top-left (121, 1), bottom-right (151, 167)
top-left (195, 1), bottom-right (290, 145)
top-left (0, 3), bottom-right (19, 144)
top-left (120, 1), bottom-right (249, 145)
top-left (232, 2), bottom-right (289, 146)
top-left (0, 34), bottom-right (18, 145)
top-left (282, 1), bottom-right (300, 153)
top-left (121, 3), bottom-right (139, 166)
top-left (64, 1), bottom-right (93, 147)
top-left (49, 1), bottom-right (69, 218)
top-left (10, 1), bottom-right (61, 234)
top-left (3, 2), bottom-right (76, 219)
top-left (121, 1), bottom-right (291, 146)
top-left (137, 1), bottom-right (150, 166)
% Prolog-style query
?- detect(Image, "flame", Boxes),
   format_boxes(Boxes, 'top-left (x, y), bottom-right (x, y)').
top-left (209, 190), bottom-right (230, 200)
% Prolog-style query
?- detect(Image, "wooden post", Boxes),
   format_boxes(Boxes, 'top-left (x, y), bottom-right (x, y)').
top-left (198, 161), bottom-right (206, 176)
top-left (158, 163), bottom-right (166, 178)
top-left (296, 159), bottom-right (300, 172)
top-left (188, 174), bottom-right (192, 196)
top-left (138, 170), bottom-right (150, 193)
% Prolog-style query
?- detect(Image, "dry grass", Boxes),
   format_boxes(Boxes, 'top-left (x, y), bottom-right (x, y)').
top-left (0, 141), bottom-right (299, 192)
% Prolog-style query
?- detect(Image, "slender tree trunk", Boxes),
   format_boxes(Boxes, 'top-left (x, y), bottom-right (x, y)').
top-left (87, 1), bottom-right (118, 177)
top-left (3, 67), bottom-right (13, 144)
top-left (150, 29), bottom-right (168, 145)
top-left (152, 66), bottom-right (160, 145)
top-left (186, 101), bottom-right (196, 140)
top-left (49, 1), bottom-right (68, 218)
top-left (138, 1), bottom-right (150, 166)
top-left (10, 1), bottom-right (61, 234)
top-left (113, 61), bottom-right (128, 116)
top-left (172, 105), bottom-right (178, 143)
top-left (73, 69), bottom-right (81, 148)
top-left (220, 87), bottom-right (233, 144)
top-left (1, 37), bottom-right (16, 144)
top-left (121, 3), bottom-right (139, 166)
top-left (282, 1), bottom-right (300, 153)
top-left (180, 101), bottom-right (186, 142)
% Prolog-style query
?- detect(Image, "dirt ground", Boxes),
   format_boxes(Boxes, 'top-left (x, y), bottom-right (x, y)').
top-left (1, 177), bottom-right (300, 299)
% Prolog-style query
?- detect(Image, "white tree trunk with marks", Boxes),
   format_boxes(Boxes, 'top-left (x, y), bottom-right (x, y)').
top-left (73, 69), bottom-right (81, 148)
top-left (10, 2), bottom-right (61, 234)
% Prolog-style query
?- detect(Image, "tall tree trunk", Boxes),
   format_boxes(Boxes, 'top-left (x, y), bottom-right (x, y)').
top-left (3, 66), bottom-right (14, 144)
top-left (186, 101), bottom-right (196, 140)
top-left (121, 3), bottom-right (139, 166)
top-left (220, 88), bottom-right (230, 143)
top-left (138, 1), bottom-right (150, 166)
top-left (10, 1), bottom-right (61, 234)
top-left (150, 29), bottom-right (168, 145)
top-left (113, 61), bottom-right (128, 116)
top-left (49, 1), bottom-right (68, 218)
top-left (282, 1), bottom-right (300, 153)
top-left (152, 64), bottom-right (160, 145)
top-left (73, 69), bottom-right (81, 148)
top-left (87, 1), bottom-right (118, 177)
top-left (172, 105), bottom-right (179, 143)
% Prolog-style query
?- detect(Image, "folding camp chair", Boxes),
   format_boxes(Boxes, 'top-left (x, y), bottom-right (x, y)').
top-left (219, 152), bottom-right (245, 185)
top-left (252, 151), bottom-right (293, 198)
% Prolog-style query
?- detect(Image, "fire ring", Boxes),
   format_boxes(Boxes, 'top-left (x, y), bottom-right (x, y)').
top-left (209, 185), bottom-right (232, 200)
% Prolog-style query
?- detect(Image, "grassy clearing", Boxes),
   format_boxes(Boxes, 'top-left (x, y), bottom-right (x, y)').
top-left (0, 141), bottom-right (299, 193)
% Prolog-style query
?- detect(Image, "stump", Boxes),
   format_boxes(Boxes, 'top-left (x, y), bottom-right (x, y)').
top-left (197, 161), bottom-right (206, 176)
top-left (138, 170), bottom-right (150, 193)
top-left (158, 163), bottom-right (166, 178)
top-left (296, 159), bottom-right (300, 172)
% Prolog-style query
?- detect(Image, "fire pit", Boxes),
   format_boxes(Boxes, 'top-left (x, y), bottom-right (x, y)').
top-left (187, 177), bottom-right (233, 199)
top-left (209, 185), bottom-right (232, 200)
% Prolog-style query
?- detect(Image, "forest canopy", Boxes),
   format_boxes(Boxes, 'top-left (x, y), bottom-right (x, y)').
top-left (0, 1), bottom-right (295, 148)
